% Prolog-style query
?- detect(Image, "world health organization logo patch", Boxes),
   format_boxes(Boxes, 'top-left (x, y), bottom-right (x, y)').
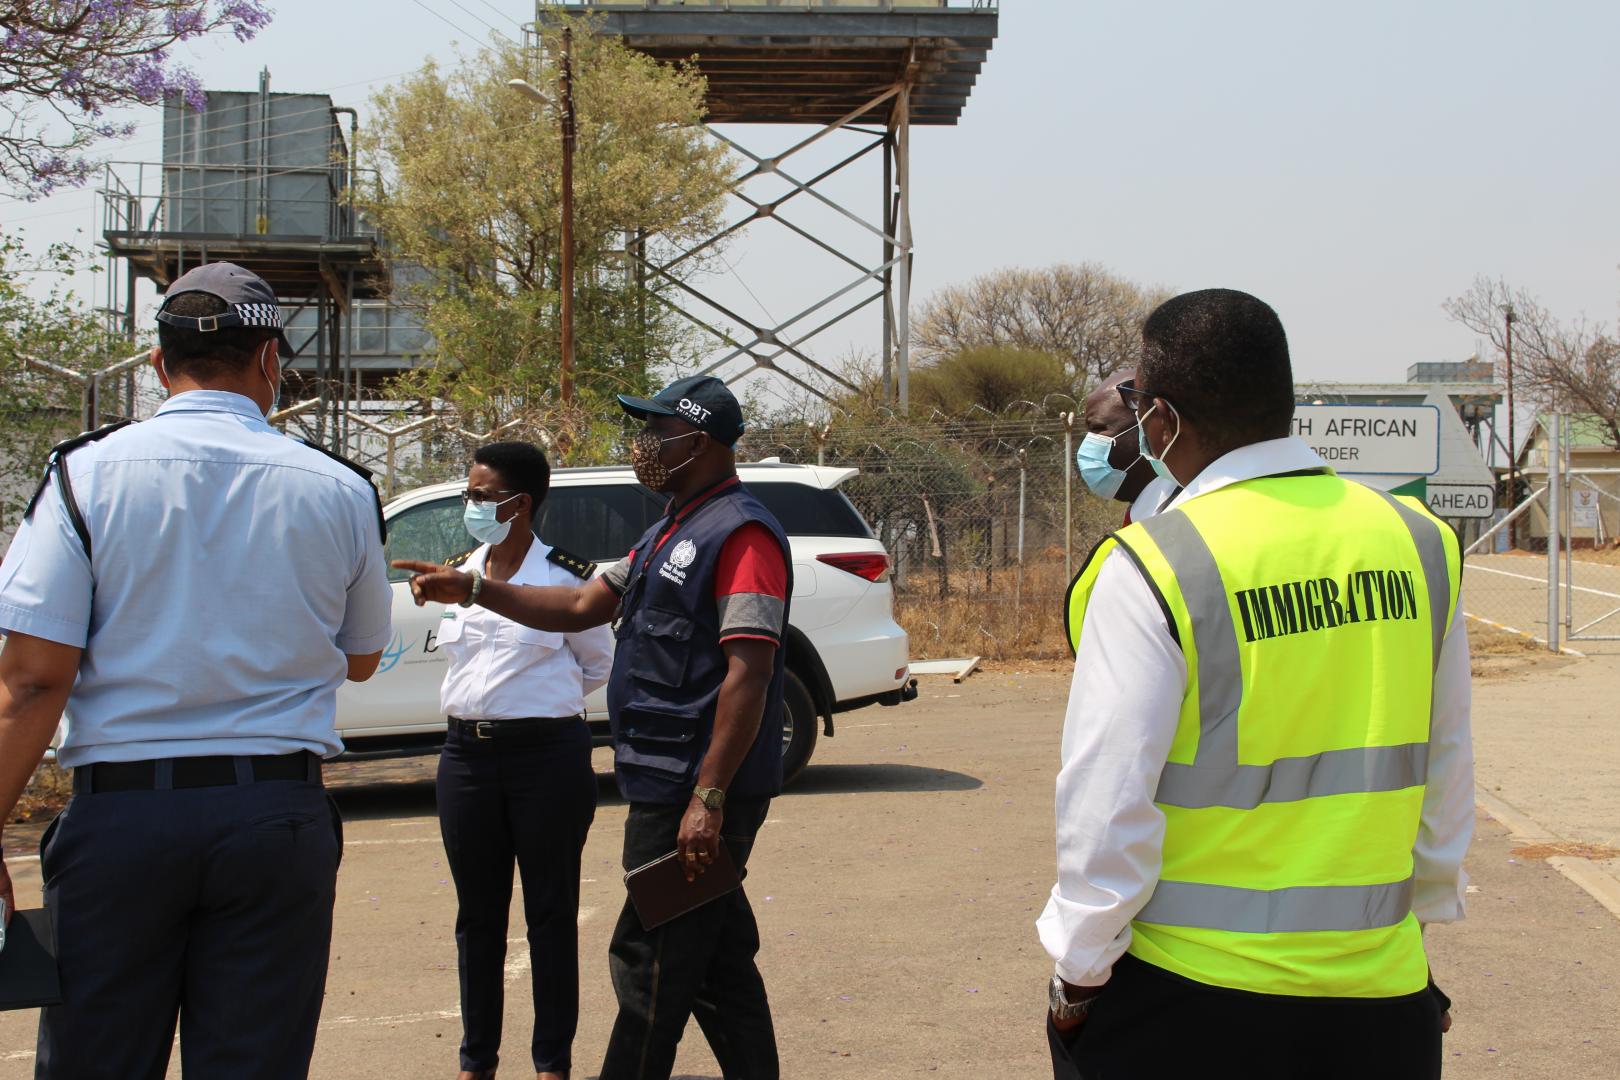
top-left (670, 539), bottom-right (698, 569)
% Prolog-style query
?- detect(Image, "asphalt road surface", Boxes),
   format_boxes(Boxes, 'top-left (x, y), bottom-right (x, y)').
top-left (3, 662), bottom-right (1618, 1078)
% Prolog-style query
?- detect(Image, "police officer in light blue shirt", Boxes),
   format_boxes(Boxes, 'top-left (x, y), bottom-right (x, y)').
top-left (0, 262), bottom-right (393, 1080)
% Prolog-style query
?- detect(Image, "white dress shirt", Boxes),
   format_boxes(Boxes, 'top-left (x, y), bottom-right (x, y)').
top-left (437, 539), bottom-right (614, 721)
top-left (1127, 476), bottom-right (1177, 523)
top-left (1037, 436), bottom-right (1475, 986)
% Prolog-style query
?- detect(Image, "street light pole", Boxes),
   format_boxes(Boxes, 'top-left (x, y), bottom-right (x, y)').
top-left (507, 24), bottom-right (576, 406)
top-left (1504, 304), bottom-right (1517, 549)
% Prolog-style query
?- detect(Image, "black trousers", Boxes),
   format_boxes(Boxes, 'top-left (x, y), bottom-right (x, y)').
top-left (35, 776), bottom-right (342, 1080)
top-left (1048, 954), bottom-right (1444, 1080)
top-left (599, 798), bottom-right (777, 1080)
top-left (437, 719), bottom-right (597, 1074)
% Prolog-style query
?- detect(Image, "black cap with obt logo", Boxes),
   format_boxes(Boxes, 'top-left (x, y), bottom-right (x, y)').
top-left (154, 261), bottom-right (296, 357)
top-left (617, 375), bottom-right (746, 447)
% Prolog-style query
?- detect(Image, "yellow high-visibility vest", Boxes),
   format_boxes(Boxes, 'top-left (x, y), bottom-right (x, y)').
top-left (1066, 470), bottom-right (1461, 997)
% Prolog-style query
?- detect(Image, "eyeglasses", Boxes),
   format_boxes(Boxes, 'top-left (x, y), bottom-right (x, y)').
top-left (459, 488), bottom-right (517, 506)
top-left (1116, 380), bottom-right (1182, 419)
top-left (1116, 380), bottom-right (1153, 415)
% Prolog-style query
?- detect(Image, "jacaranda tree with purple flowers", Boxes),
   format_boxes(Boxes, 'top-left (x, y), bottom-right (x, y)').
top-left (0, 1), bottom-right (274, 197)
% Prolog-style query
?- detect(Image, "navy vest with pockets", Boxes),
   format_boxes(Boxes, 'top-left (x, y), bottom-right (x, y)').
top-left (606, 481), bottom-right (792, 804)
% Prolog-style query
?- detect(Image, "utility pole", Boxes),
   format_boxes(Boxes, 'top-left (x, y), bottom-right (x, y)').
top-left (508, 25), bottom-right (576, 406)
top-left (558, 26), bottom-right (575, 405)
top-left (1504, 304), bottom-right (1517, 549)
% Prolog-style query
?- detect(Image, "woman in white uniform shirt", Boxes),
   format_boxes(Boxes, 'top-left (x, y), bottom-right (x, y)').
top-left (434, 442), bottom-right (612, 1080)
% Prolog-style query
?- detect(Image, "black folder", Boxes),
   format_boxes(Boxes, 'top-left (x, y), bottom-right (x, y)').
top-left (624, 845), bottom-right (741, 931)
top-left (0, 908), bottom-right (62, 1010)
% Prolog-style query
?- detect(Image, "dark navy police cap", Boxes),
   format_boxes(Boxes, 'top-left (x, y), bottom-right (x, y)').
top-left (155, 261), bottom-right (295, 356)
top-left (618, 375), bottom-right (745, 447)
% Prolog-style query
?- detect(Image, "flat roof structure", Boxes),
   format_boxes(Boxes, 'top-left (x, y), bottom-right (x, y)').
top-left (565, 1), bottom-right (998, 125)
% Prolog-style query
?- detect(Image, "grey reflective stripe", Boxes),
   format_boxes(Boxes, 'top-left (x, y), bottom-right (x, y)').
top-left (1135, 511), bottom-right (1242, 765)
top-left (1136, 876), bottom-right (1415, 933)
top-left (1155, 742), bottom-right (1429, 810)
top-left (1375, 491), bottom-right (1451, 671)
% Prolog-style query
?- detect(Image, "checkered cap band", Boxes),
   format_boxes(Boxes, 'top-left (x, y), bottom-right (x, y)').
top-left (231, 302), bottom-right (283, 330)
top-left (155, 301), bottom-right (284, 333)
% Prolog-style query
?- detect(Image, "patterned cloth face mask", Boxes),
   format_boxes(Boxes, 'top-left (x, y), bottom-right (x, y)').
top-left (631, 429), bottom-right (699, 491)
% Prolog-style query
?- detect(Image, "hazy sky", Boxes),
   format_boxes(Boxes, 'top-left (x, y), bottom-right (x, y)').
top-left (5, 0), bottom-right (1617, 390)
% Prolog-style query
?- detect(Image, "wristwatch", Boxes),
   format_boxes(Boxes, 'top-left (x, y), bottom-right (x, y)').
top-left (1049, 975), bottom-right (1097, 1022)
top-left (693, 784), bottom-right (726, 810)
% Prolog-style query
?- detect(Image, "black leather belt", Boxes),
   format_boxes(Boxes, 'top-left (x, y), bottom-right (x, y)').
top-left (73, 751), bottom-right (322, 795)
top-left (448, 716), bottom-right (583, 741)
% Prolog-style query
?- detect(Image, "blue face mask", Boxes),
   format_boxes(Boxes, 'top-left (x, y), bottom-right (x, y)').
top-left (1075, 430), bottom-right (1139, 499)
top-left (463, 494), bottom-right (520, 545)
top-left (1137, 402), bottom-right (1182, 485)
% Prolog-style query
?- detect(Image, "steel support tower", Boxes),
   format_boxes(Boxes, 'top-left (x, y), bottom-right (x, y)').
top-left (538, 1), bottom-right (998, 409)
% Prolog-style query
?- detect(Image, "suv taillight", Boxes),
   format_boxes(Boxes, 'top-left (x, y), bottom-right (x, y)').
top-left (816, 552), bottom-right (890, 582)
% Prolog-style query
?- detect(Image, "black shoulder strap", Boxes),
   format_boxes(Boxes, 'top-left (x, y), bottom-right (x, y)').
top-left (298, 440), bottom-right (388, 542)
top-left (445, 548), bottom-right (478, 568)
top-left (23, 420), bottom-right (136, 559)
top-left (546, 544), bottom-right (597, 580)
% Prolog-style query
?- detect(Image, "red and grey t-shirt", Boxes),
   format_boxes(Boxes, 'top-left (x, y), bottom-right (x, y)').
top-left (598, 479), bottom-right (788, 647)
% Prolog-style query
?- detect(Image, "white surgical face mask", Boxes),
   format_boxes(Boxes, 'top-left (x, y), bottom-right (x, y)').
top-left (259, 340), bottom-right (280, 419)
top-left (463, 493), bottom-right (520, 545)
top-left (1136, 402), bottom-right (1183, 485)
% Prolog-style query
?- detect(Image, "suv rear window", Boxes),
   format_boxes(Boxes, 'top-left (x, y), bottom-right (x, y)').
top-left (383, 477), bottom-right (872, 580)
top-left (746, 482), bottom-right (872, 539)
top-left (538, 484), bottom-right (666, 563)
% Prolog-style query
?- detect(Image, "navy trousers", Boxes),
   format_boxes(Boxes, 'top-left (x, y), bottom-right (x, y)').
top-left (1048, 953), bottom-right (1444, 1080)
top-left (35, 776), bottom-right (342, 1080)
top-left (437, 718), bottom-right (597, 1075)
top-left (599, 798), bottom-right (777, 1080)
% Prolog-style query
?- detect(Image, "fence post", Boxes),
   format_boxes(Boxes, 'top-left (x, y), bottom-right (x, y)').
top-left (1548, 414), bottom-right (1561, 653)
top-left (1015, 448), bottom-right (1027, 647)
top-left (1062, 412), bottom-right (1074, 580)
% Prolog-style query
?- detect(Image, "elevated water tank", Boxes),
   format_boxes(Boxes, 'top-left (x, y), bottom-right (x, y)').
top-left (160, 68), bottom-right (355, 239)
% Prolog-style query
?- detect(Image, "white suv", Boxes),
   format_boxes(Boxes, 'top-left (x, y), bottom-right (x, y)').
top-left (334, 461), bottom-right (916, 782)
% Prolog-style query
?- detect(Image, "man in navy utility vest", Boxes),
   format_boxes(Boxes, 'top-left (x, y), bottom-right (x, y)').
top-left (396, 375), bottom-right (791, 1080)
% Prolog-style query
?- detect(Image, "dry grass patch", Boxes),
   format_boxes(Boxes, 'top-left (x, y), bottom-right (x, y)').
top-left (895, 560), bottom-right (1071, 662)
top-left (1471, 627), bottom-right (1546, 656)
top-left (1511, 841), bottom-right (1620, 862)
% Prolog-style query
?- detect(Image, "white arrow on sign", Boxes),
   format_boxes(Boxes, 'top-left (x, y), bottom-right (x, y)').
top-left (1291, 405), bottom-right (1441, 476)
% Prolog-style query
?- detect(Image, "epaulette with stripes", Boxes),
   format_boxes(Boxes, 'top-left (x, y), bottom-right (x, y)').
top-left (23, 420), bottom-right (136, 558)
top-left (546, 544), bottom-right (596, 579)
top-left (445, 548), bottom-right (478, 568)
top-left (296, 439), bottom-right (387, 541)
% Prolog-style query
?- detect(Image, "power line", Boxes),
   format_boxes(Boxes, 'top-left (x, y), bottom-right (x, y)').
top-left (442, 0), bottom-right (515, 40)
top-left (475, 0), bottom-right (527, 30)
top-left (407, 0), bottom-right (487, 41)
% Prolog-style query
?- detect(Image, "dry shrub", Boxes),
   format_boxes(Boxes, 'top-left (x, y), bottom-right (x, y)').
top-left (12, 762), bottom-right (70, 824)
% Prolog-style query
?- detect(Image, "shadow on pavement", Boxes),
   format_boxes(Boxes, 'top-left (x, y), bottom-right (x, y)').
top-left (785, 762), bottom-right (983, 795)
top-left (324, 760), bottom-right (982, 822)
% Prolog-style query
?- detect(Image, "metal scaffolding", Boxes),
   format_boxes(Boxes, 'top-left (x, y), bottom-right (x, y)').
top-left (542, 0), bottom-right (998, 409)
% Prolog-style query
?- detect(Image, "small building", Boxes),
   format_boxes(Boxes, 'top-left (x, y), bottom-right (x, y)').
top-left (1515, 415), bottom-right (1620, 547)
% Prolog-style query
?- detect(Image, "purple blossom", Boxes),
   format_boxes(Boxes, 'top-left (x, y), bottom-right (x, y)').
top-left (4, 1), bottom-right (275, 195)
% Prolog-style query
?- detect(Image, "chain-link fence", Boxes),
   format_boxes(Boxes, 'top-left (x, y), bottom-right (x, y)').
top-left (1462, 415), bottom-right (1620, 653)
top-left (742, 404), bottom-right (1121, 661)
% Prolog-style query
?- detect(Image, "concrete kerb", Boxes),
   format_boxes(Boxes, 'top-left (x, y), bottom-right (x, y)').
top-left (1475, 787), bottom-right (1620, 923)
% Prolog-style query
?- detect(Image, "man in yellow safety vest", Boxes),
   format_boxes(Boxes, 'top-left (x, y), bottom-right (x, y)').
top-left (1040, 289), bottom-right (1471, 1080)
